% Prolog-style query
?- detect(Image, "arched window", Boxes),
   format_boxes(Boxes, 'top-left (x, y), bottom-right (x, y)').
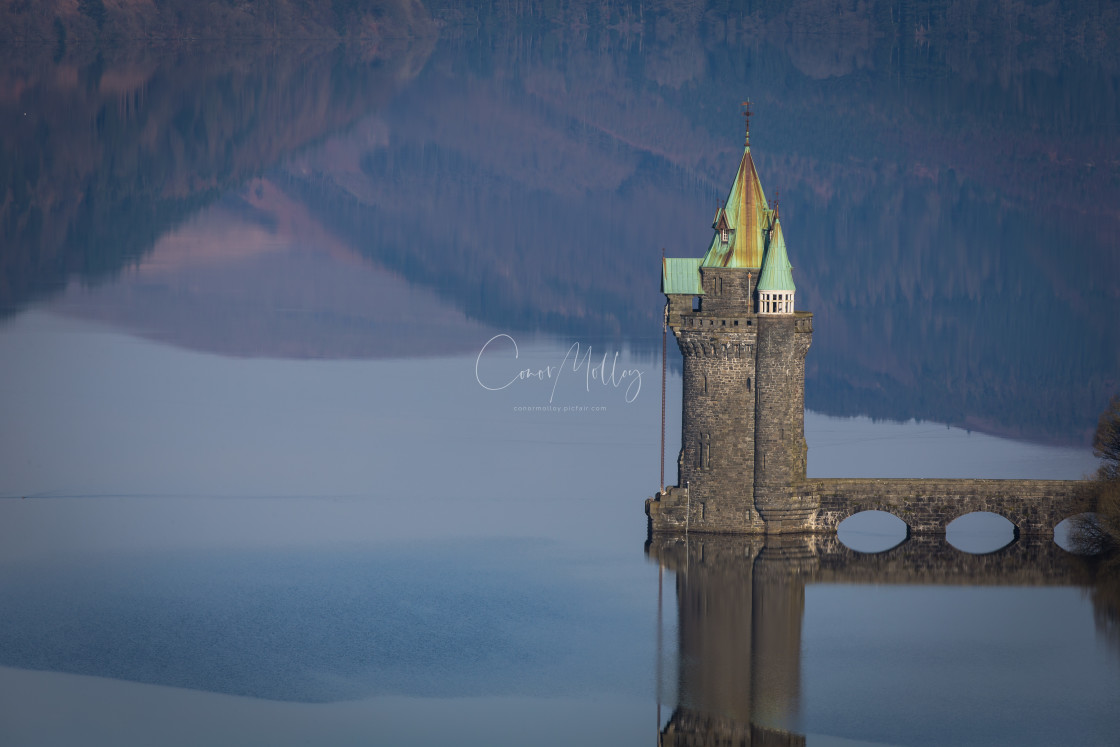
top-left (697, 433), bottom-right (712, 470)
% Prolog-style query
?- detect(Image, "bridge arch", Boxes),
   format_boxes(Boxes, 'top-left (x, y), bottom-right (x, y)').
top-left (836, 510), bottom-right (909, 553)
top-left (946, 512), bottom-right (1018, 554)
top-left (816, 495), bottom-right (915, 533)
top-left (1054, 513), bottom-right (1104, 554)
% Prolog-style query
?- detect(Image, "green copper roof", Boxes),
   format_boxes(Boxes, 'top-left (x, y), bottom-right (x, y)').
top-left (701, 145), bottom-right (770, 269)
top-left (757, 217), bottom-right (796, 292)
top-left (662, 257), bottom-right (704, 295)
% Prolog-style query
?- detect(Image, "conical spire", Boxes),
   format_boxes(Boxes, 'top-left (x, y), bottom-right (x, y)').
top-left (757, 217), bottom-right (795, 292)
top-left (701, 138), bottom-right (769, 269)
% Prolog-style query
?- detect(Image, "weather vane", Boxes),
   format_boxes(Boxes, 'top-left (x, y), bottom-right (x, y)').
top-left (742, 99), bottom-right (752, 146)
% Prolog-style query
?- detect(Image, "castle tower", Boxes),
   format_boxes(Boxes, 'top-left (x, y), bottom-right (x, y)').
top-left (648, 107), bottom-right (815, 534)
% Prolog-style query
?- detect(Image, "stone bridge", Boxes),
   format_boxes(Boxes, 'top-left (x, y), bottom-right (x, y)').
top-left (806, 478), bottom-right (1090, 537)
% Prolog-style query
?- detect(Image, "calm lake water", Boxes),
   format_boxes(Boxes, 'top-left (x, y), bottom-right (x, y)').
top-left (2, 5), bottom-right (1119, 745)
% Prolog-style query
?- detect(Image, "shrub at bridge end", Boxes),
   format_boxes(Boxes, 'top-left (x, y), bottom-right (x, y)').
top-left (1065, 395), bottom-right (1120, 655)
top-left (1095, 394), bottom-right (1120, 481)
top-left (1076, 394), bottom-right (1120, 555)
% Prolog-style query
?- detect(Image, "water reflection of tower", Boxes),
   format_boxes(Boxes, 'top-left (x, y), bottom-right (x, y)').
top-left (649, 535), bottom-right (809, 746)
top-left (648, 532), bottom-right (1088, 746)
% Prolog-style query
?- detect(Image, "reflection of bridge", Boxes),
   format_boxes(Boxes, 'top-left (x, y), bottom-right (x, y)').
top-left (647, 532), bottom-right (1091, 746)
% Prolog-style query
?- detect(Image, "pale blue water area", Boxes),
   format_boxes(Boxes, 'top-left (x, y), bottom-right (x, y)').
top-left (804, 585), bottom-right (1117, 746)
top-left (1, 310), bottom-right (1117, 745)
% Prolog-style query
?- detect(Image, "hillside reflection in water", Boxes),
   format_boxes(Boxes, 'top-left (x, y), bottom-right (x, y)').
top-left (1, 8), bottom-right (1117, 443)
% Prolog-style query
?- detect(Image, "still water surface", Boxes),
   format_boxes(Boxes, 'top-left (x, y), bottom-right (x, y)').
top-left (0, 312), bottom-right (1114, 745)
top-left (2, 6), bottom-right (1119, 745)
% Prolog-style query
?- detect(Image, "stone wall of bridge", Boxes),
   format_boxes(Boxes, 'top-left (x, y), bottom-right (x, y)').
top-left (807, 478), bottom-right (1090, 536)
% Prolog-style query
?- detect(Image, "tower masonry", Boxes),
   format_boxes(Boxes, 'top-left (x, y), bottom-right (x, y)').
top-left (648, 107), bottom-right (816, 534)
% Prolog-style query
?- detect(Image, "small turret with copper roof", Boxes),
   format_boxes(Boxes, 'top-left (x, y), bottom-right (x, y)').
top-left (650, 104), bottom-right (815, 535)
top-left (757, 195), bottom-right (796, 314)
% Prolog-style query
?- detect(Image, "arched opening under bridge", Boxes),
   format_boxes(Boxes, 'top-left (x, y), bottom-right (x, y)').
top-left (1054, 513), bottom-right (1105, 554)
top-left (837, 510), bottom-right (909, 554)
top-left (946, 512), bottom-right (1018, 554)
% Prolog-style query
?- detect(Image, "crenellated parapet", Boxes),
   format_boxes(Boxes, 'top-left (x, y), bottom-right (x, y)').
top-left (675, 335), bottom-right (755, 359)
top-left (673, 315), bottom-right (756, 332)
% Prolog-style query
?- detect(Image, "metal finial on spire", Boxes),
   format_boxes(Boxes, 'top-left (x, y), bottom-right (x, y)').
top-left (774, 188), bottom-right (780, 218)
top-left (741, 100), bottom-right (753, 146)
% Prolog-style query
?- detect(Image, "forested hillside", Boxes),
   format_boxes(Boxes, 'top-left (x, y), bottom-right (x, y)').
top-left (1, 0), bottom-right (1116, 443)
top-left (2, 0), bottom-right (433, 42)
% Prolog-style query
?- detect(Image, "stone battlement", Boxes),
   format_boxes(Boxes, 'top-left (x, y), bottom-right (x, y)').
top-left (675, 315), bottom-right (754, 330)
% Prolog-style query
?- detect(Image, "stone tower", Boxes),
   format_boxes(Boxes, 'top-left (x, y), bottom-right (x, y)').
top-left (647, 108), bottom-right (815, 534)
